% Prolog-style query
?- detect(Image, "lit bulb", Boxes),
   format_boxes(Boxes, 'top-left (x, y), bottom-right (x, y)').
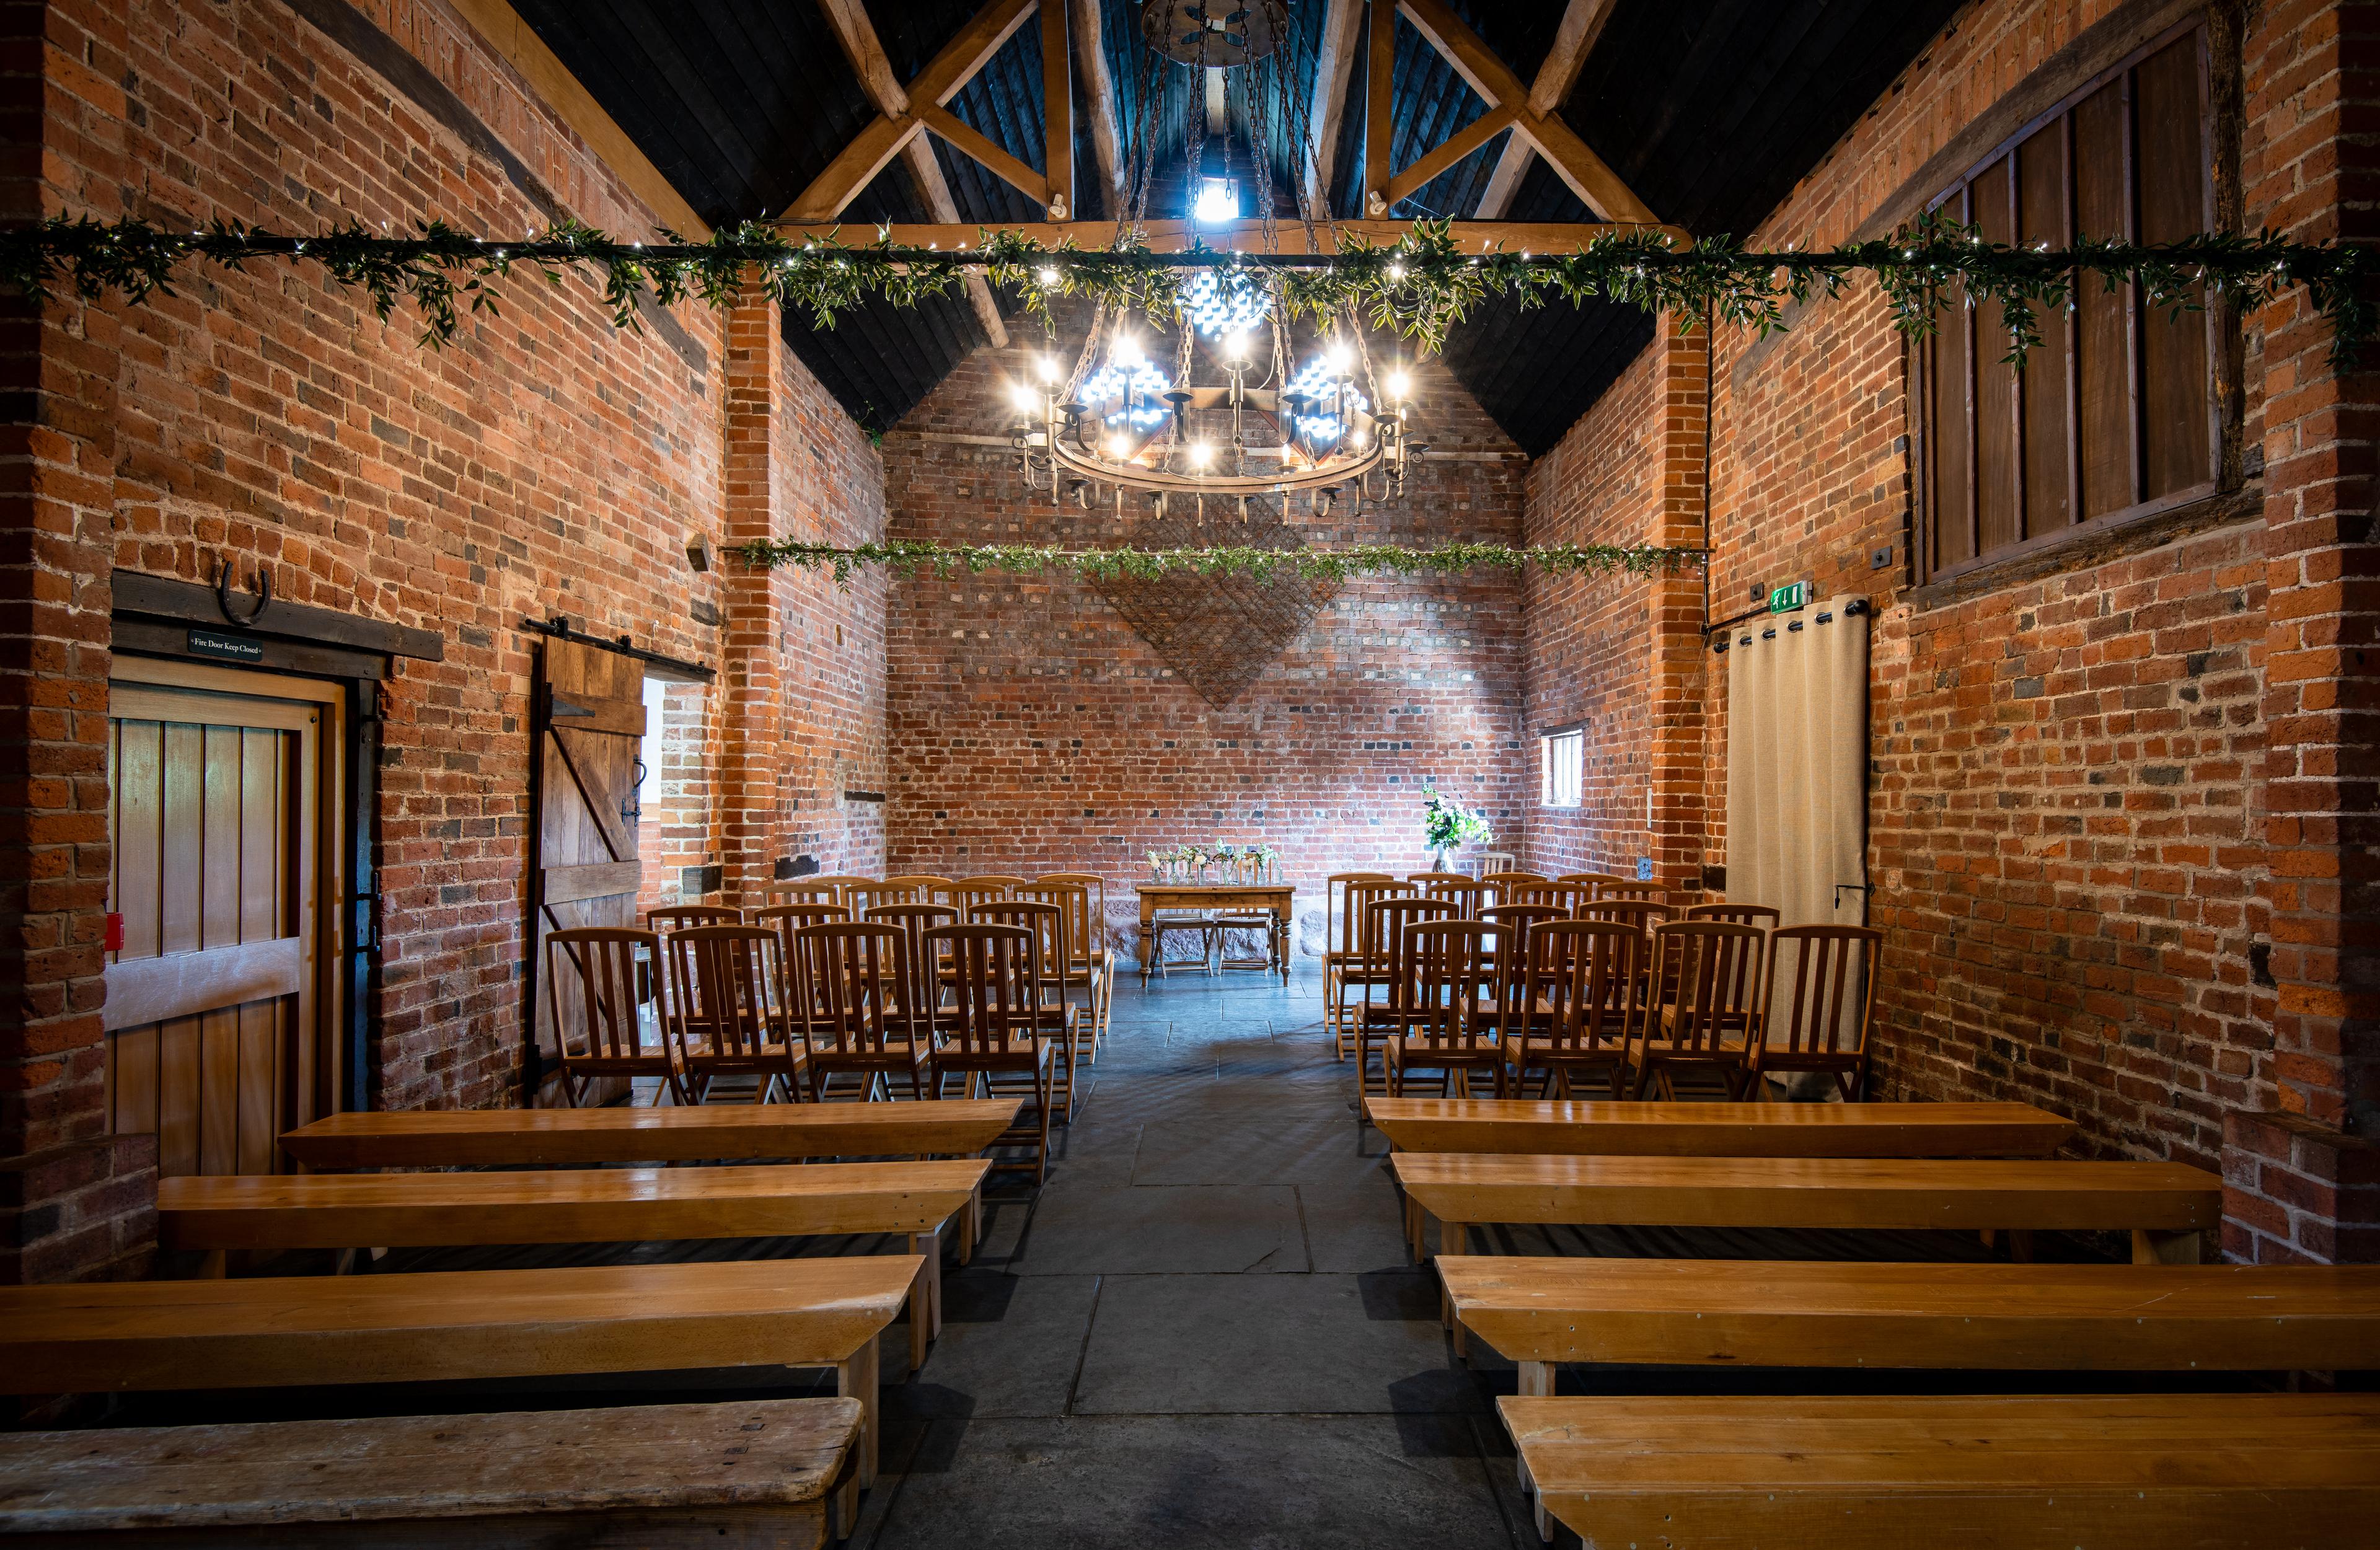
top-left (1038, 354), bottom-right (1063, 384)
top-left (1010, 382), bottom-right (1039, 412)
top-left (1036, 266), bottom-right (1060, 286)
top-left (1328, 345), bottom-right (1352, 376)
top-left (1387, 263), bottom-right (1406, 281)
top-left (1107, 434), bottom-right (1130, 457)
top-left (1222, 330), bottom-right (1249, 363)
top-left (1386, 371), bottom-right (1411, 400)
top-left (1189, 443), bottom-right (1212, 467)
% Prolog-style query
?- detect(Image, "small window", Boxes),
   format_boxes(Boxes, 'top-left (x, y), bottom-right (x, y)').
top-left (1918, 24), bottom-right (2220, 582)
top-left (1541, 728), bottom-right (1583, 808)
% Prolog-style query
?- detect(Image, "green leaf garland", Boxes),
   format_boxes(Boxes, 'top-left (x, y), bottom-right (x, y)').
top-left (0, 210), bottom-right (2368, 364)
top-left (734, 539), bottom-right (1704, 586)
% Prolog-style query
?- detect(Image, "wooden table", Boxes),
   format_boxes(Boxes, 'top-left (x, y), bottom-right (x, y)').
top-left (0, 1398), bottom-right (863, 1548)
top-left (1135, 883), bottom-right (1294, 985)
top-left (279, 1098), bottom-right (1021, 1169)
top-left (1364, 1098), bottom-right (2076, 1157)
top-left (0, 1256), bottom-right (917, 1487)
top-left (1503, 1393), bottom-right (2380, 1548)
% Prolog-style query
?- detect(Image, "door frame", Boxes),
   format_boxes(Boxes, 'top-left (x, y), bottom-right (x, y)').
top-left (106, 656), bottom-right (353, 1138)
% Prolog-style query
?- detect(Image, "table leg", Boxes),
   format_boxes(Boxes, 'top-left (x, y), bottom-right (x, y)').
top-left (1138, 905), bottom-right (1155, 987)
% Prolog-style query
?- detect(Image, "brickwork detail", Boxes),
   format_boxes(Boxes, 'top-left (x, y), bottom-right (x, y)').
top-left (882, 346), bottom-right (1529, 945)
top-left (1088, 504), bottom-right (1338, 708)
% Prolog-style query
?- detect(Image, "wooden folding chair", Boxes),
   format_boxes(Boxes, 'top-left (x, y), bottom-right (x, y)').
top-left (1383, 920), bottom-right (1510, 1099)
top-left (866, 902), bottom-right (958, 1027)
top-left (1424, 876), bottom-right (1492, 921)
top-left (925, 923), bottom-right (1057, 1182)
top-left (1688, 902), bottom-right (1782, 930)
top-left (1750, 925), bottom-right (1882, 1101)
top-left (544, 927), bottom-right (683, 1106)
top-left (665, 924), bottom-right (804, 1103)
top-left (1509, 880), bottom-right (1592, 917)
top-left (648, 904), bottom-right (743, 931)
top-left (1031, 875), bottom-right (1116, 1060)
top-left (1633, 921), bottom-right (1768, 1100)
top-left (1556, 872), bottom-right (1627, 897)
top-left (1501, 919), bottom-right (1644, 1099)
top-left (791, 921), bottom-right (927, 1101)
top-left (1355, 894), bottom-right (1458, 1124)
top-left (1479, 870), bottom-right (1548, 905)
top-left (971, 900), bottom-right (1085, 1124)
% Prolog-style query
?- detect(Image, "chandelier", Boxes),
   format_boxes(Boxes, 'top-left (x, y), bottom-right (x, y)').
top-left (1007, 0), bottom-right (1418, 519)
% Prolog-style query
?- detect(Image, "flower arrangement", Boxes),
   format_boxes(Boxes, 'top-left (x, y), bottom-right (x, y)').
top-left (1148, 843), bottom-right (1281, 882)
top-left (1420, 783), bottom-right (1494, 863)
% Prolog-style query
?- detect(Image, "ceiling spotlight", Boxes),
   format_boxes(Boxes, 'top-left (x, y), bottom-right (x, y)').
top-left (1192, 175), bottom-right (1237, 225)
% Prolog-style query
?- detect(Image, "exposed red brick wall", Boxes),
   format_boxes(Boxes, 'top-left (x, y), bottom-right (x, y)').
top-left (1521, 0), bottom-right (2345, 1221)
top-left (881, 345), bottom-right (1528, 949)
top-left (1, 0), bottom-right (883, 1278)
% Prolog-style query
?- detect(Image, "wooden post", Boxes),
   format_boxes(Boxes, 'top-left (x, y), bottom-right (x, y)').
top-left (1365, 0), bottom-right (1395, 215)
top-left (1040, 0), bottom-right (1072, 218)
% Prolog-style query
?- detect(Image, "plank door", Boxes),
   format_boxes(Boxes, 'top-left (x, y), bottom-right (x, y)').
top-left (106, 684), bottom-right (322, 1176)
top-left (528, 638), bottom-right (646, 1104)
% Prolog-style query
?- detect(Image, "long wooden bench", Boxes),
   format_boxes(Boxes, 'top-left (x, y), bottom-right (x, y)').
top-left (0, 1256), bottom-right (915, 1487)
top-left (1503, 1393), bottom-right (2380, 1547)
top-left (0, 1398), bottom-right (862, 1548)
top-left (279, 1098), bottom-right (1021, 1169)
top-left (1365, 1097), bottom-right (2075, 1157)
top-left (1441, 1256), bottom-right (2380, 1396)
top-left (1394, 1153), bottom-right (2221, 1270)
top-left (157, 1160), bottom-right (989, 1373)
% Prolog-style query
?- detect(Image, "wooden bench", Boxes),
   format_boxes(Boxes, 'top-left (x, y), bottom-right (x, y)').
top-left (1364, 1097), bottom-right (2074, 1158)
top-left (0, 1398), bottom-right (862, 1548)
top-left (157, 1160), bottom-right (989, 1374)
top-left (1502, 1393), bottom-right (2380, 1547)
top-left (0, 1256), bottom-right (914, 1488)
top-left (1441, 1256), bottom-right (2380, 1397)
top-left (1394, 1153), bottom-right (2221, 1272)
top-left (279, 1098), bottom-right (1022, 1169)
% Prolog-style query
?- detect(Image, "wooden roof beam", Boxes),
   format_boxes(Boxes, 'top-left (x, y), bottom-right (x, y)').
top-left (1069, 0), bottom-right (1126, 214)
top-left (1394, 0), bottom-right (1657, 227)
top-left (1041, 0), bottom-right (1072, 218)
top-left (1363, 0), bottom-right (1395, 216)
top-left (801, 0), bottom-right (1020, 344)
top-left (785, 0), bottom-right (1039, 222)
top-left (1304, 0), bottom-right (1363, 216)
top-left (444, 0), bottom-right (711, 237)
top-left (1475, 0), bottom-right (1617, 219)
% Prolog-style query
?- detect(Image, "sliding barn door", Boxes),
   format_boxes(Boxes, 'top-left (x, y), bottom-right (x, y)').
top-left (528, 638), bottom-right (646, 1104)
top-left (106, 678), bottom-right (332, 1176)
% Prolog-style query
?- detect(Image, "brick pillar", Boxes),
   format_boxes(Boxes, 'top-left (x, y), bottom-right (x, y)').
top-left (1648, 312), bottom-right (1710, 897)
top-left (715, 281), bottom-right (788, 905)
top-left (2226, 0), bottom-right (2380, 1262)
top-left (0, 2), bottom-right (155, 1283)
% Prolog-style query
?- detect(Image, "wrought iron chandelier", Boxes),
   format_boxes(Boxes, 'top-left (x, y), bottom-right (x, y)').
top-left (1008, 0), bottom-right (1417, 519)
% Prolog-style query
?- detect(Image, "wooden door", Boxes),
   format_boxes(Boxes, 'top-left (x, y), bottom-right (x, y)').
top-left (528, 638), bottom-right (646, 1104)
top-left (106, 674), bottom-right (336, 1177)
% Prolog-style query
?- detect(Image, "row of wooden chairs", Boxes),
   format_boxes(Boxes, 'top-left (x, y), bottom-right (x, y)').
top-left (645, 872), bottom-right (1117, 1060)
top-left (1345, 905), bottom-right (1879, 1125)
top-left (550, 907), bottom-right (1098, 1181)
top-left (1323, 871), bottom-right (1714, 1047)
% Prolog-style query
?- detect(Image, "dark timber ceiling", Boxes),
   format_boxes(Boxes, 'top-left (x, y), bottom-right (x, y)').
top-left (509, 0), bottom-right (1962, 450)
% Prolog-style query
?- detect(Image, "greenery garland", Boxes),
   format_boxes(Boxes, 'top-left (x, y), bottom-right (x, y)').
top-left (1, 209), bottom-right (2369, 364)
top-left (735, 538), bottom-right (1704, 586)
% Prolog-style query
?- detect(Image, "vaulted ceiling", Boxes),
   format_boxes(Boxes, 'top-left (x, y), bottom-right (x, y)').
top-left (508, 0), bottom-right (1962, 454)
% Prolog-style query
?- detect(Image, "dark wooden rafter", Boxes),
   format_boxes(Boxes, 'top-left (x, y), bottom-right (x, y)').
top-left (801, 0), bottom-right (1031, 344)
top-left (1382, 0), bottom-right (1657, 226)
top-left (1305, 0), bottom-right (1364, 213)
top-left (1070, 0), bottom-right (1125, 212)
top-left (1041, 0), bottom-right (1072, 218)
top-left (1364, 0), bottom-right (1396, 215)
top-left (1474, 0), bottom-right (1616, 218)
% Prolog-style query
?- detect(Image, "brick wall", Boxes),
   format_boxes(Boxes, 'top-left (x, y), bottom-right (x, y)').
top-left (0, 0), bottom-right (884, 1280)
top-left (1522, 0), bottom-right (2380, 1261)
top-left (881, 344), bottom-right (1529, 951)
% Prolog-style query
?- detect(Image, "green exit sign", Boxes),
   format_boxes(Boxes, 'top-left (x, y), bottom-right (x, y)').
top-left (1768, 581), bottom-right (1810, 614)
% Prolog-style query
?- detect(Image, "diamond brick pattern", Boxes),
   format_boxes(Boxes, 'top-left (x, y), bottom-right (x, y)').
top-left (1089, 504), bottom-right (1339, 708)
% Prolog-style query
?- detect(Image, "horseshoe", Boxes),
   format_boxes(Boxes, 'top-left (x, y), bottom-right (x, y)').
top-left (212, 557), bottom-right (272, 626)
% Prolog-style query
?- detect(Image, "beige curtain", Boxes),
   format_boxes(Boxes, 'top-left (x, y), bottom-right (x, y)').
top-left (1724, 595), bottom-right (1868, 930)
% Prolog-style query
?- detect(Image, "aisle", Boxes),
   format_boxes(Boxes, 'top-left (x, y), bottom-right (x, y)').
top-left (852, 959), bottom-right (1529, 1548)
